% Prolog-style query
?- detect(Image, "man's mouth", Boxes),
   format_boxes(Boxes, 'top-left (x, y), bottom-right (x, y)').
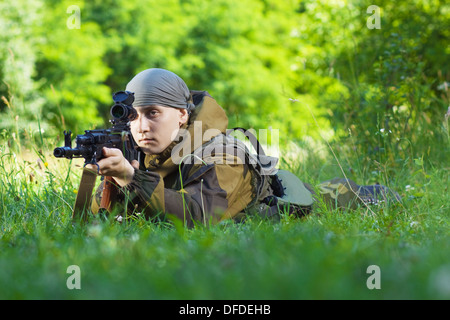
top-left (139, 138), bottom-right (155, 143)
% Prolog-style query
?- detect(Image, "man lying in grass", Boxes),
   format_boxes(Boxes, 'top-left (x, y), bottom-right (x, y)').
top-left (88, 68), bottom-right (400, 226)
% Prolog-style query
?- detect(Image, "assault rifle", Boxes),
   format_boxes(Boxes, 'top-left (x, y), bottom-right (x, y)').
top-left (54, 91), bottom-right (139, 220)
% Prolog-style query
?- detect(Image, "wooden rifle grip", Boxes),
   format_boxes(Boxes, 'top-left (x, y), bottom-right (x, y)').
top-left (99, 176), bottom-right (118, 212)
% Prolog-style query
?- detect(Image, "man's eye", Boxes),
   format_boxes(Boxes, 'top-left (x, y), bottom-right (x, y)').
top-left (147, 110), bottom-right (158, 117)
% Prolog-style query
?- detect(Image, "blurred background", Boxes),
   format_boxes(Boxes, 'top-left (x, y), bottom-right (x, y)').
top-left (0, 0), bottom-right (449, 170)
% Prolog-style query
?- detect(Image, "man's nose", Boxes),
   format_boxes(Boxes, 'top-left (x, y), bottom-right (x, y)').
top-left (136, 117), bottom-right (150, 133)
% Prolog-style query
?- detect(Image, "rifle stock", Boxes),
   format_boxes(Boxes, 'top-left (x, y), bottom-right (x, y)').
top-left (99, 176), bottom-right (118, 213)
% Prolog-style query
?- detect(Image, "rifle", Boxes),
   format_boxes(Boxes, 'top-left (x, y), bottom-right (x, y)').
top-left (54, 91), bottom-right (139, 220)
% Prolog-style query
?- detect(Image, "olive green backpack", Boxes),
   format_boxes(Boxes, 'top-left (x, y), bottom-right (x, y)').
top-left (226, 127), bottom-right (314, 221)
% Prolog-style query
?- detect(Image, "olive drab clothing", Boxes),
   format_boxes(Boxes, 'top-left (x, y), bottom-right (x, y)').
top-left (91, 91), bottom-right (401, 226)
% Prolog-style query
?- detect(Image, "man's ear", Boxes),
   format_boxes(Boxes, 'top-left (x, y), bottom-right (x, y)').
top-left (179, 108), bottom-right (189, 126)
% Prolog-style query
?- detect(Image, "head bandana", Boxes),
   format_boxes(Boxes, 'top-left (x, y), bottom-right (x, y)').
top-left (125, 68), bottom-right (195, 112)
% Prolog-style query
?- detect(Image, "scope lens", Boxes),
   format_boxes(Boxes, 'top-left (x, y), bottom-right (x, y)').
top-left (111, 104), bottom-right (126, 119)
top-left (111, 104), bottom-right (137, 121)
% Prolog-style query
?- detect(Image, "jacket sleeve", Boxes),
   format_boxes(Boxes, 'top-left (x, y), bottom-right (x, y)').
top-left (95, 162), bottom-right (255, 227)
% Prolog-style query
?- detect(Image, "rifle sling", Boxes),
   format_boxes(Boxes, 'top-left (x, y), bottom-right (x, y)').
top-left (72, 167), bottom-right (98, 221)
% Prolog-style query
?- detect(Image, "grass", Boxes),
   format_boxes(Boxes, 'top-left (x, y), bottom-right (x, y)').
top-left (0, 135), bottom-right (449, 300)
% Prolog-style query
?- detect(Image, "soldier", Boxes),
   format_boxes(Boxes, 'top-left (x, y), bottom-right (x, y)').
top-left (90, 68), bottom-right (400, 226)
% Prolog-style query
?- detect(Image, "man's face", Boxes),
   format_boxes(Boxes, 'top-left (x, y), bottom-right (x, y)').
top-left (130, 105), bottom-right (188, 155)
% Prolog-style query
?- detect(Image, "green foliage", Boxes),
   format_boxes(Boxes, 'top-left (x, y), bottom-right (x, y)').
top-left (325, 0), bottom-right (450, 171)
top-left (35, 1), bottom-right (111, 133)
top-left (0, 0), bottom-right (349, 140)
top-left (1, 0), bottom-right (448, 154)
top-left (0, 0), bottom-right (46, 134)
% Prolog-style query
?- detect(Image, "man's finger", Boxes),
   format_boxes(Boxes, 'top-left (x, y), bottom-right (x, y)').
top-left (102, 147), bottom-right (123, 157)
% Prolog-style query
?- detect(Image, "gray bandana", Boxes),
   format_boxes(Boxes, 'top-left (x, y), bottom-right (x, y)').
top-left (125, 68), bottom-right (195, 112)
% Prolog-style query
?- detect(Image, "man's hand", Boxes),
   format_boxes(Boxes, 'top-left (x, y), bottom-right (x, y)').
top-left (86, 147), bottom-right (140, 187)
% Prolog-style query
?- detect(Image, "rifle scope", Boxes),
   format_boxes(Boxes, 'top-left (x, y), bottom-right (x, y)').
top-left (110, 90), bottom-right (137, 121)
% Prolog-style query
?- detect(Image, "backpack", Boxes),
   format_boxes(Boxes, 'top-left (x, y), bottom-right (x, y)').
top-left (189, 91), bottom-right (314, 221)
top-left (225, 127), bottom-right (314, 221)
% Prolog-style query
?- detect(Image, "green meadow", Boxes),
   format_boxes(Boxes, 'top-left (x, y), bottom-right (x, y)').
top-left (0, 134), bottom-right (448, 299)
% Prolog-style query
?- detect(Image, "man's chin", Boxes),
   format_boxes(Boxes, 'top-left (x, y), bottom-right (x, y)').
top-left (139, 145), bottom-right (163, 155)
